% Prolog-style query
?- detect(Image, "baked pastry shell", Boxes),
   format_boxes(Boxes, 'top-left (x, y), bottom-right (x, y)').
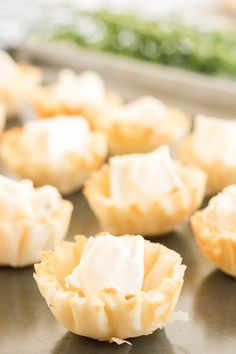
top-left (0, 199), bottom-right (73, 267)
top-left (191, 211), bottom-right (236, 277)
top-left (34, 234), bottom-right (186, 341)
top-left (177, 135), bottom-right (236, 196)
top-left (1, 127), bottom-right (108, 195)
top-left (0, 63), bottom-right (42, 117)
top-left (84, 164), bottom-right (207, 236)
top-left (102, 107), bottom-right (191, 155)
top-left (32, 86), bottom-right (122, 129)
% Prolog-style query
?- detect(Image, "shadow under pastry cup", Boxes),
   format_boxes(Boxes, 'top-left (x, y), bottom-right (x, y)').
top-left (0, 127), bottom-right (108, 195)
top-left (34, 234), bottom-right (186, 342)
top-left (0, 196), bottom-right (73, 267)
top-left (0, 63), bottom-right (42, 117)
top-left (101, 107), bottom-right (190, 155)
top-left (32, 86), bottom-right (121, 130)
top-left (178, 135), bottom-right (236, 196)
top-left (84, 163), bottom-right (207, 236)
top-left (191, 209), bottom-right (236, 277)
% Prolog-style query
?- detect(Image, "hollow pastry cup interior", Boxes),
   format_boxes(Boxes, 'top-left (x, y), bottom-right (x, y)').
top-left (100, 107), bottom-right (191, 155)
top-left (0, 199), bottom-right (73, 267)
top-left (177, 135), bottom-right (236, 196)
top-left (83, 163), bottom-right (207, 236)
top-left (0, 127), bottom-right (108, 195)
top-left (34, 234), bottom-right (186, 342)
top-left (191, 211), bottom-right (236, 277)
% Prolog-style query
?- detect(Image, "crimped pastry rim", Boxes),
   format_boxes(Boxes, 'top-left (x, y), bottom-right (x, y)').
top-left (83, 162), bottom-right (207, 236)
top-left (100, 106), bottom-right (191, 154)
top-left (0, 125), bottom-right (108, 194)
top-left (34, 234), bottom-right (186, 341)
top-left (178, 134), bottom-right (236, 196)
top-left (191, 210), bottom-right (236, 276)
top-left (0, 198), bottom-right (73, 267)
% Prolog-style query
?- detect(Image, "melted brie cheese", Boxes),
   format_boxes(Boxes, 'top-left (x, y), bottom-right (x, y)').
top-left (0, 175), bottom-right (60, 222)
top-left (113, 96), bottom-right (166, 127)
top-left (66, 235), bottom-right (144, 296)
top-left (194, 115), bottom-right (236, 165)
top-left (23, 116), bottom-right (91, 160)
top-left (55, 69), bottom-right (106, 107)
top-left (205, 185), bottom-right (236, 231)
top-left (109, 145), bottom-right (185, 206)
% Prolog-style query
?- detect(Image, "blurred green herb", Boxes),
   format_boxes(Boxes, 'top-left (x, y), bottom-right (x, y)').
top-left (42, 11), bottom-right (236, 78)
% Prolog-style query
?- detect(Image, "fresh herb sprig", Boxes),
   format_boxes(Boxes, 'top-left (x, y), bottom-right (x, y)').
top-left (44, 11), bottom-right (236, 78)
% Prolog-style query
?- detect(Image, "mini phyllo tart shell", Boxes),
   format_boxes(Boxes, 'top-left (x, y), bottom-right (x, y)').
top-left (178, 136), bottom-right (236, 196)
top-left (0, 198), bottom-right (73, 267)
top-left (102, 107), bottom-right (190, 155)
top-left (191, 208), bottom-right (236, 277)
top-left (34, 234), bottom-right (186, 342)
top-left (1, 63), bottom-right (42, 117)
top-left (32, 87), bottom-right (121, 129)
top-left (0, 127), bottom-right (107, 195)
top-left (84, 164), bottom-right (207, 236)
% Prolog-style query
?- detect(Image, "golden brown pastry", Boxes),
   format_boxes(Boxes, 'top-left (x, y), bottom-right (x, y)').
top-left (191, 185), bottom-right (236, 277)
top-left (32, 69), bottom-right (121, 128)
top-left (178, 114), bottom-right (236, 196)
top-left (0, 175), bottom-right (73, 267)
top-left (84, 145), bottom-right (207, 236)
top-left (1, 116), bottom-right (108, 194)
top-left (0, 50), bottom-right (41, 117)
top-left (99, 96), bottom-right (190, 154)
top-left (34, 233), bottom-right (186, 342)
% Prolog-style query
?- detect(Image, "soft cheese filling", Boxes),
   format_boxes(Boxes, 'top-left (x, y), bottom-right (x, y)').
top-left (23, 116), bottom-right (91, 160)
top-left (194, 115), bottom-right (236, 165)
top-left (205, 185), bottom-right (236, 231)
top-left (0, 175), bottom-right (61, 222)
top-left (112, 96), bottom-right (167, 127)
top-left (109, 145), bottom-right (186, 206)
top-left (54, 69), bottom-right (106, 107)
top-left (66, 234), bottom-right (144, 296)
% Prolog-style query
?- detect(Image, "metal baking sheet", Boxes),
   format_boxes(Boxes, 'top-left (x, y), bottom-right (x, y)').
top-left (15, 41), bottom-right (236, 119)
top-left (1, 49), bottom-right (236, 354)
top-left (1, 190), bottom-right (236, 354)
